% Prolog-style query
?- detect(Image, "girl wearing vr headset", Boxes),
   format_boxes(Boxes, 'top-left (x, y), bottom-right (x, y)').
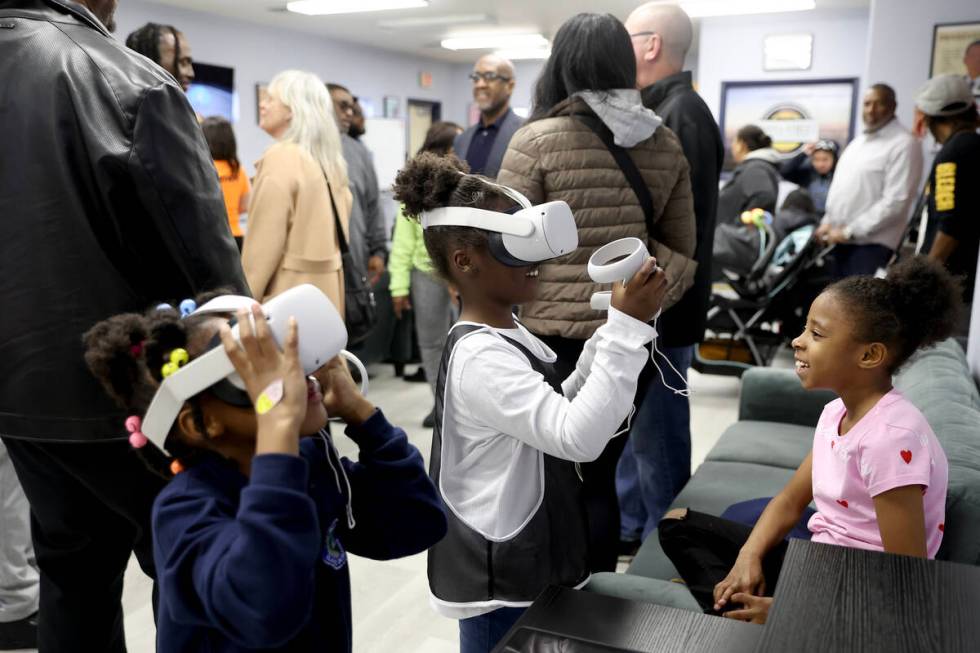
top-left (394, 152), bottom-right (669, 653)
top-left (83, 298), bottom-right (447, 651)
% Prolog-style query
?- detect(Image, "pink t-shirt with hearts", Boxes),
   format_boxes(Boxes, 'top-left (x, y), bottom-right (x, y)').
top-left (807, 389), bottom-right (948, 558)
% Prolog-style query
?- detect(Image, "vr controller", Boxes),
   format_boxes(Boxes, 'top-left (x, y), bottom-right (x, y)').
top-left (588, 237), bottom-right (651, 311)
top-left (141, 285), bottom-right (366, 449)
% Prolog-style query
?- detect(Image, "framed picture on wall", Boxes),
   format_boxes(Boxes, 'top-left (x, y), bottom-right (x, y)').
top-left (255, 83), bottom-right (268, 125)
top-left (930, 21), bottom-right (980, 78)
top-left (719, 78), bottom-right (858, 170)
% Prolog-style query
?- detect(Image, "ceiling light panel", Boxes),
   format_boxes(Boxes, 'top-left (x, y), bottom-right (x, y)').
top-left (377, 13), bottom-right (490, 29)
top-left (441, 33), bottom-right (549, 51)
top-left (287, 0), bottom-right (428, 16)
top-left (678, 0), bottom-right (815, 18)
top-left (494, 48), bottom-right (551, 61)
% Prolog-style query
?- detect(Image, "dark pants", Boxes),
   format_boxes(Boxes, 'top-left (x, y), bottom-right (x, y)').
top-left (658, 510), bottom-right (788, 614)
top-left (537, 334), bottom-right (645, 572)
top-left (829, 243), bottom-right (893, 279)
top-left (0, 437), bottom-right (166, 652)
top-left (616, 345), bottom-right (694, 542)
top-left (459, 606), bottom-right (525, 653)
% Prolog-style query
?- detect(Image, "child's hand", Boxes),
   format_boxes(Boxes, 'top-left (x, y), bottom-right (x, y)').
top-left (723, 593), bottom-right (772, 624)
top-left (220, 305), bottom-right (306, 454)
top-left (313, 357), bottom-right (376, 426)
top-left (611, 258), bottom-right (669, 323)
top-left (713, 551), bottom-right (766, 611)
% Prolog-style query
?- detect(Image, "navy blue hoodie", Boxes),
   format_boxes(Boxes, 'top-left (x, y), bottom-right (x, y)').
top-left (151, 410), bottom-right (447, 651)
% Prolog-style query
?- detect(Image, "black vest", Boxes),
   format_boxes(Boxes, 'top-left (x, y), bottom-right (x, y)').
top-left (427, 324), bottom-right (590, 605)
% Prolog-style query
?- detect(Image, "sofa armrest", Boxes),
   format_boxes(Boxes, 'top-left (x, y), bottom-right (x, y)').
top-left (739, 367), bottom-right (835, 427)
top-left (583, 572), bottom-right (701, 612)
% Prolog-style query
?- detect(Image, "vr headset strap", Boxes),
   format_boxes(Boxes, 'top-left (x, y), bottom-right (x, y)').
top-left (576, 114), bottom-right (656, 238)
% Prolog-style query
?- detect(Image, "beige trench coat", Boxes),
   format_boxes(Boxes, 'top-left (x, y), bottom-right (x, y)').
top-left (242, 142), bottom-right (353, 315)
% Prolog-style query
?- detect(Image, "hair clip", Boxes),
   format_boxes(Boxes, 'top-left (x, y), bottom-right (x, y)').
top-left (125, 415), bottom-right (148, 449)
top-left (161, 348), bottom-right (190, 378)
top-left (156, 303), bottom-right (175, 312)
top-left (130, 341), bottom-right (145, 357)
top-left (179, 299), bottom-right (197, 317)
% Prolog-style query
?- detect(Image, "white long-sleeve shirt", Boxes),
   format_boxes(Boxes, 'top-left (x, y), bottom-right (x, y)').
top-left (823, 118), bottom-right (923, 249)
top-left (430, 307), bottom-right (655, 620)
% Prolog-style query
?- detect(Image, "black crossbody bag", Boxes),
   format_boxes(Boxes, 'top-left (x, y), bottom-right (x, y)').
top-left (324, 176), bottom-right (377, 346)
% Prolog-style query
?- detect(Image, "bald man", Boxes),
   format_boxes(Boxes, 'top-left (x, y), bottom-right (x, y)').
top-left (617, 2), bottom-right (724, 547)
top-left (454, 54), bottom-right (524, 178)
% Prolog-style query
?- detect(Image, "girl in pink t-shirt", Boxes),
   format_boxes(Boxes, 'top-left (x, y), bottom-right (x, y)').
top-left (659, 256), bottom-right (962, 624)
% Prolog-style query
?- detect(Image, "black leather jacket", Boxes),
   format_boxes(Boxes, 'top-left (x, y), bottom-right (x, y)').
top-left (0, 0), bottom-right (248, 441)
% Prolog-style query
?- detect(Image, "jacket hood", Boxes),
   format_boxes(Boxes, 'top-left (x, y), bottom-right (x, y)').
top-left (575, 89), bottom-right (662, 148)
top-left (742, 147), bottom-right (782, 165)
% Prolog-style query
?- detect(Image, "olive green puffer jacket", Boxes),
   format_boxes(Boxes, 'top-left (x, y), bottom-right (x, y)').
top-left (497, 99), bottom-right (697, 339)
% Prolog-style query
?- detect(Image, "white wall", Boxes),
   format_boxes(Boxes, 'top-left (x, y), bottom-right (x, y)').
top-left (864, 0), bottom-right (979, 127)
top-left (697, 7), bottom-right (870, 123)
top-left (115, 0), bottom-right (459, 175)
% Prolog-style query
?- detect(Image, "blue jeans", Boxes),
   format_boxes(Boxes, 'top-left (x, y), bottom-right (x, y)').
top-left (459, 607), bottom-right (525, 653)
top-left (616, 345), bottom-right (694, 542)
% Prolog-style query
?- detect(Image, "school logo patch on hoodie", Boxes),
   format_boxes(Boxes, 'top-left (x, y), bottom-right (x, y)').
top-left (321, 518), bottom-right (347, 570)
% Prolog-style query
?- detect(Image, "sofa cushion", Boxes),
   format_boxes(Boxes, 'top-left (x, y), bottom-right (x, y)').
top-left (896, 340), bottom-right (980, 566)
top-left (739, 367), bottom-right (836, 426)
top-left (705, 421), bottom-right (812, 470)
top-left (627, 461), bottom-right (797, 581)
top-left (584, 572), bottom-right (702, 612)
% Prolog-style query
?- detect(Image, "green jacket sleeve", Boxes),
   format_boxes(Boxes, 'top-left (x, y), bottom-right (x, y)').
top-left (388, 208), bottom-right (415, 297)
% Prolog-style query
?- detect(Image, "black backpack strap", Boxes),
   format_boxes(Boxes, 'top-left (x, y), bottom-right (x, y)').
top-left (576, 113), bottom-right (656, 235)
top-left (322, 170), bottom-right (349, 256)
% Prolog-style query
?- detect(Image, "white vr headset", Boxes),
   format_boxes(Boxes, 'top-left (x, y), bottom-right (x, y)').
top-left (421, 177), bottom-right (578, 266)
top-left (141, 284), bottom-right (365, 450)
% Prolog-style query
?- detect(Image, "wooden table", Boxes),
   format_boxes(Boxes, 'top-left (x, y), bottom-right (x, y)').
top-left (758, 539), bottom-right (980, 652)
top-left (492, 585), bottom-right (761, 653)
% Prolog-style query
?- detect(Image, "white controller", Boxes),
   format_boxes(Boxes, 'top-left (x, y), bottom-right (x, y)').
top-left (588, 237), bottom-right (650, 311)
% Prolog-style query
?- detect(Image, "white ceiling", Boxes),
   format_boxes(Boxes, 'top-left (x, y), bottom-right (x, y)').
top-left (150, 0), bottom-right (871, 63)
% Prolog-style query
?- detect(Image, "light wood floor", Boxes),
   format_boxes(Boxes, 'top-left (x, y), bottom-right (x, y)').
top-left (14, 362), bottom-right (741, 653)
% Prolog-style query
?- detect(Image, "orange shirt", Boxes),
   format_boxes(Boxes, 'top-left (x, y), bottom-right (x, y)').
top-left (214, 160), bottom-right (250, 237)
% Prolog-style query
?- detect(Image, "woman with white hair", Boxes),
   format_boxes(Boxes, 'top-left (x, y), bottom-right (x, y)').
top-left (243, 70), bottom-right (353, 311)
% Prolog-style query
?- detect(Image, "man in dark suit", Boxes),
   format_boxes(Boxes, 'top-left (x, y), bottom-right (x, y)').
top-left (454, 54), bottom-right (524, 179)
top-left (616, 2), bottom-right (725, 550)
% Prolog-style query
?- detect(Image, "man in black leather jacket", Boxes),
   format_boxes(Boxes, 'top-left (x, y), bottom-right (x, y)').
top-left (0, 1), bottom-right (247, 649)
top-left (616, 2), bottom-right (725, 549)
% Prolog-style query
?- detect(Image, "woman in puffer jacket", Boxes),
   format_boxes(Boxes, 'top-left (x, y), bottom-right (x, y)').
top-left (496, 12), bottom-right (696, 574)
top-left (716, 125), bottom-right (782, 226)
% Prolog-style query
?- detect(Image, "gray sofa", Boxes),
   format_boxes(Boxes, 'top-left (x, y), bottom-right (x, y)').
top-left (586, 339), bottom-right (980, 611)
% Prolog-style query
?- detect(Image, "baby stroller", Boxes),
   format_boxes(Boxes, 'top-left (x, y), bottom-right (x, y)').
top-left (695, 222), bottom-right (834, 377)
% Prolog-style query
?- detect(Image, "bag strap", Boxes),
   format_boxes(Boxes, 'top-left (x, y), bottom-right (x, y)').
top-left (322, 170), bottom-right (350, 256)
top-left (576, 113), bottom-right (656, 236)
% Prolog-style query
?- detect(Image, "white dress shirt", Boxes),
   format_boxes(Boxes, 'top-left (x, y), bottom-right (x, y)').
top-left (823, 118), bottom-right (924, 249)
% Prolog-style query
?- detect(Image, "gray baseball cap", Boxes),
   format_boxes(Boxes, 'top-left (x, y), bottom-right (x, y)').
top-left (915, 74), bottom-right (975, 117)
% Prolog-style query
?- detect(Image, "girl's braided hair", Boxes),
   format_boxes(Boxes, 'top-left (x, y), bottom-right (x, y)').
top-left (83, 291), bottom-right (231, 479)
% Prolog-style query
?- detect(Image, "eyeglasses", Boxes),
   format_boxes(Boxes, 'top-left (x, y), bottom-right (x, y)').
top-left (469, 72), bottom-right (511, 83)
top-left (629, 31), bottom-right (657, 39)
